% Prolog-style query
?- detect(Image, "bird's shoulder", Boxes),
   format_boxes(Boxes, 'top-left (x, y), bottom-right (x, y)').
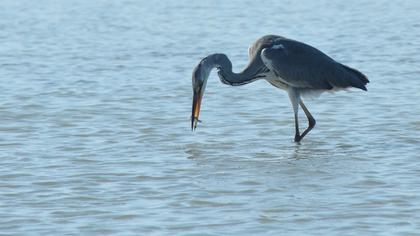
top-left (248, 35), bottom-right (289, 59)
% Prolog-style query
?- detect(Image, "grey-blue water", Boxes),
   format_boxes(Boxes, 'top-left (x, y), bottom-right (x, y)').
top-left (1, 0), bottom-right (420, 235)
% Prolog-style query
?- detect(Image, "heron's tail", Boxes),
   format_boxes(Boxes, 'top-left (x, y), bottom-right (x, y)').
top-left (340, 64), bottom-right (369, 91)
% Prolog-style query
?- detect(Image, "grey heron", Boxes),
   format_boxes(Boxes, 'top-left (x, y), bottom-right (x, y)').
top-left (191, 35), bottom-right (369, 142)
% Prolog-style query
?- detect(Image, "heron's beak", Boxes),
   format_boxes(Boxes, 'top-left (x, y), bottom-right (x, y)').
top-left (191, 59), bottom-right (208, 130)
top-left (191, 89), bottom-right (202, 130)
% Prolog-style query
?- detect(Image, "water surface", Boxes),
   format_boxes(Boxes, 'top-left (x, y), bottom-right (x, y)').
top-left (1, 0), bottom-right (420, 235)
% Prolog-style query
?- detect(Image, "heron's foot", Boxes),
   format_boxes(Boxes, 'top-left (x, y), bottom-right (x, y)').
top-left (294, 134), bottom-right (302, 143)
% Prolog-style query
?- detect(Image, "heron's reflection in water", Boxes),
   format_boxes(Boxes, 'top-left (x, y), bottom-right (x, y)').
top-left (185, 141), bottom-right (312, 163)
top-left (186, 146), bottom-right (205, 160)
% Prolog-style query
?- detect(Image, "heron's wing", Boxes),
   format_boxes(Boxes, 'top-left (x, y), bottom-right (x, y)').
top-left (262, 40), bottom-right (368, 90)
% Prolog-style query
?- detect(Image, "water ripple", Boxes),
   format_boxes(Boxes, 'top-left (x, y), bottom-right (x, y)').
top-left (1, 0), bottom-right (420, 235)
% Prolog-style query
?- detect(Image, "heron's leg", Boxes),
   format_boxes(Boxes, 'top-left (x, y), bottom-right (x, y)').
top-left (288, 88), bottom-right (301, 142)
top-left (293, 109), bottom-right (301, 142)
top-left (298, 100), bottom-right (316, 140)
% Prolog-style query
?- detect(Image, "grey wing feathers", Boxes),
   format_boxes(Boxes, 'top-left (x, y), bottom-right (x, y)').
top-left (263, 39), bottom-right (369, 91)
top-left (339, 64), bottom-right (369, 90)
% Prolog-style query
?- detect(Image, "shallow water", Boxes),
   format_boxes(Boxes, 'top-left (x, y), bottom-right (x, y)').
top-left (1, 0), bottom-right (420, 235)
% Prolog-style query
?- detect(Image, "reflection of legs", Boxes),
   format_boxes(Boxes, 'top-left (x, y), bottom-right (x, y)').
top-left (298, 100), bottom-right (316, 141)
top-left (288, 88), bottom-right (301, 142)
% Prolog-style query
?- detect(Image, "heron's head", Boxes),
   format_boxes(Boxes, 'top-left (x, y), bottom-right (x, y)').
top-left (191, 57), bottom-right (211, 130)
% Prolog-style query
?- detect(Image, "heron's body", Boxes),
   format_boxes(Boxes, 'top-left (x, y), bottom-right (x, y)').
top-left (191, 35), bottom-right (369, 142)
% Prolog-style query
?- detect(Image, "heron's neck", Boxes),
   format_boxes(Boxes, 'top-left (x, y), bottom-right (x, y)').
top-left (205, 53), bottom-right (264, 86)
